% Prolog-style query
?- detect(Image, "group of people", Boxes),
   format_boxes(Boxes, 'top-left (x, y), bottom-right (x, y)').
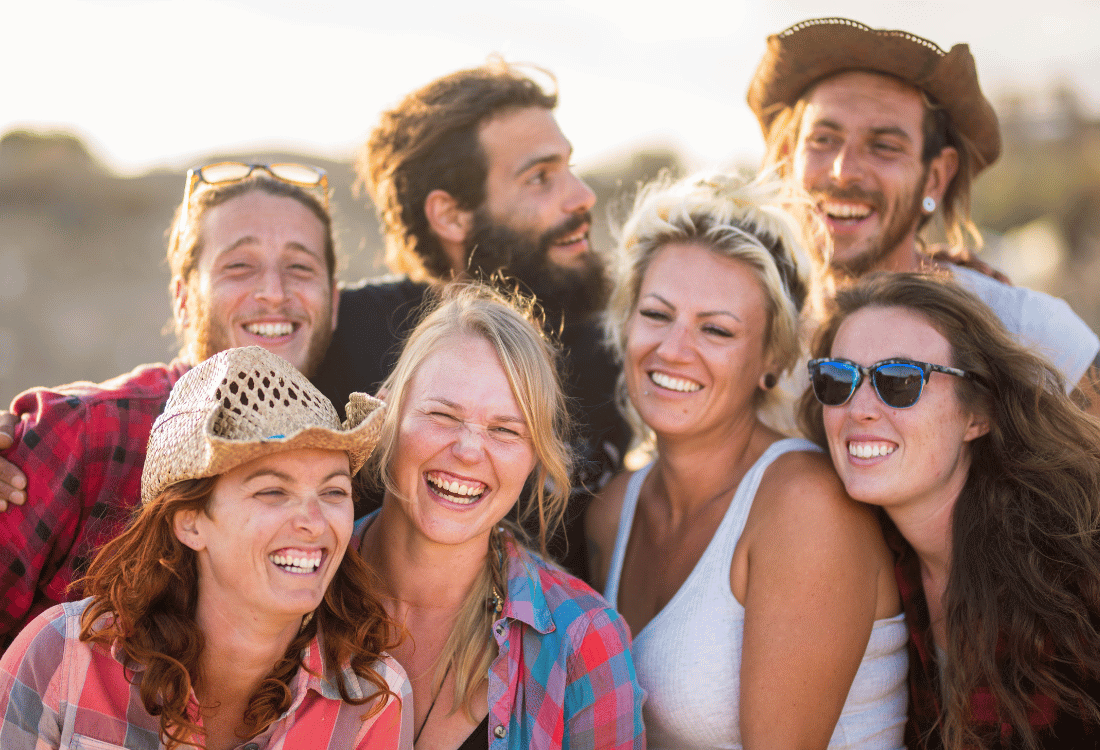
top-left (1, 15), bottom-right (1099, 750)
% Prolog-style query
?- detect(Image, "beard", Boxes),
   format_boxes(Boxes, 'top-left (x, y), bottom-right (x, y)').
top-left (186, 296), bottom-right (334, 379)
top-left (463, 209), bottom-right (609, 326)
top-left (815, 170), bottom-right (927, 280)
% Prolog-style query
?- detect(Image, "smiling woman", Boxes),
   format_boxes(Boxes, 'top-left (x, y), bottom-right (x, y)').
top-left (0, 347), bottom-right (412, 750)
top-left (588, 171), bottom-right (908, 750)
top-left (355, 283), bottom-right (645, 750)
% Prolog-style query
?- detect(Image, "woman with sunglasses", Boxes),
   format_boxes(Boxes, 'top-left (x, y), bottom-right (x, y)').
top-left (801, 272), bottom-right (1100, 750)
top-left (354, 284), bottom-right (644, 749)
top-left (0, 347), bottom-right (411, 750)
top-left (587, 172), bottom-right (907, 749)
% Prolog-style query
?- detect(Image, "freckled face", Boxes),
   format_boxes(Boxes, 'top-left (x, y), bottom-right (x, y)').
top-left (822, 305), bottom-right (987, 512)
top-left (387, 333), bottom-right (537, 549)
top-left (625, 242), bottom-right (772, 440)
top-left (182, 448), bottom-right (354, 628)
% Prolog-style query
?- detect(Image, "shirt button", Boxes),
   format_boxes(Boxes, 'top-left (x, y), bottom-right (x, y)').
top-left (494, 623), bottom-right (505, 636)
top-left (494, 724), bottom-right (507, 738)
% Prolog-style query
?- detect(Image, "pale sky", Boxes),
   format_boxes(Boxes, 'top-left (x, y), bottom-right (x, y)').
top-left (5, 0), bottom-right (1100, 175)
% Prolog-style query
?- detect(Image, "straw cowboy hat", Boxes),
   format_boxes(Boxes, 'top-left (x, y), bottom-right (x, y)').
top-left (142, 346), bottom-right (385, 503)
top-left (747, 17), bottom-right (1002, 172)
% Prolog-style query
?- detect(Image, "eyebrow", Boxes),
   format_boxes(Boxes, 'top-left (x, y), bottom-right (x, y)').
top-left (427, 397), bottom-right (527, 425)
top-left (513, 146), bottom-right (572, 179)
top-left (215, 239), bottom-right (324, 262)
top-left (810, 118), bottom-right (914, 143)
top-left (643, 292), bottom-right (742, 323)
top-left (242, 467), bottom-right (351, 483)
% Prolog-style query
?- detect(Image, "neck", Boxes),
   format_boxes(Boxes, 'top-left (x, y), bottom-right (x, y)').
top-left (651, 412), bottom-right (775, 522)
top-left (363, 501), bottom-right (488, 616)
top-left (870, 231), bottom-right (927, 273)
top-left (194, 605), bottom-right (301, 714)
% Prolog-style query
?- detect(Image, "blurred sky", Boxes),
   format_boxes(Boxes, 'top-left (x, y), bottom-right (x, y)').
top-left (5, 0), bottom-right (1100, 175)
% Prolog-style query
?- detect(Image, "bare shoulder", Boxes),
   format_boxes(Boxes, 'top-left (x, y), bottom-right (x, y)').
top-left (749, 448), bottom-right (887, 557)
top-left (585, 470), bottom-right (635, 592)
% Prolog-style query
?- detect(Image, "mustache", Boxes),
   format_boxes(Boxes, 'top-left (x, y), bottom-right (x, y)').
top-left (541, 211), bottom-right (592, 246)
top-left (811, 186), bottom-right (885, 214)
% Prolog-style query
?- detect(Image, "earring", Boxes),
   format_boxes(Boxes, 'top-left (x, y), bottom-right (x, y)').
top-left (763, 373), bottom-right (777, 389)
top-left (922, 196), bottom-right (936, 213)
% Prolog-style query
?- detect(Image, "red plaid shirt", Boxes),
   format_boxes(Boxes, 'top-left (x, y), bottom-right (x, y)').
top-left (889, 522), bottom-right (1100, 749)
top-left (0, 360), bottom-right (190, 649)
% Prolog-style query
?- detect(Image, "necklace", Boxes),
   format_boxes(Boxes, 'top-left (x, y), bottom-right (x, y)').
top-left (414, 661), bottom-right (452, 745)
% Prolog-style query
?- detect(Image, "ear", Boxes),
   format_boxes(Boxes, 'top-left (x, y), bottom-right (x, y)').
top-left (171, 275), bottom-right (189, 329)
top-left (172, 508), bottom-right (207, 551)
top-left (962, 408), bottom-right (991, 443)
top-left (923, 145), bottom-right (959, 205)
top-left (424, 189), bottom-right (474, 276)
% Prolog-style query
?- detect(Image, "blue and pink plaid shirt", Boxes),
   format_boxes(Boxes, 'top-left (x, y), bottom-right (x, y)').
top-left (354, 518), bottom-right (645, 749)
top-left (0, 598), bottom-right (413, 749)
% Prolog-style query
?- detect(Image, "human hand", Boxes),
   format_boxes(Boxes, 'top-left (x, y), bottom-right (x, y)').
top-left (0, 411), bottom-right (27, 511)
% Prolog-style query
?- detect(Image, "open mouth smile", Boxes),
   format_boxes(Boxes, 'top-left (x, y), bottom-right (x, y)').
top-left (244, 321), bottom-right (298, 339)
top-left (649, 371), bottom-right (702, 393)
top-left (426, 471), bottom-right (488, 505)
top-left (269, 547), bottom-right (325, 574)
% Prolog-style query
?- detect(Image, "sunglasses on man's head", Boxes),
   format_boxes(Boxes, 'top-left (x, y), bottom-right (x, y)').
top-left (179, 161), bottom-right (329, 224)
top-left (808, 357), bottom-right (978, 409)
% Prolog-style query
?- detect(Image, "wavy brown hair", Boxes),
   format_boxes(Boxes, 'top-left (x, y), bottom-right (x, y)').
top-left (78, 476), bottom-right (399, 750)
top-left (361, 58), bottom-right (558, 281)
top-left (799, 272), bottom-right (1100, 750)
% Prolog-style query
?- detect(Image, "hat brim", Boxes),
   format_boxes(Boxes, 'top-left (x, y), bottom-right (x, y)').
top-left (747, 17), bottom-right (1001, 172)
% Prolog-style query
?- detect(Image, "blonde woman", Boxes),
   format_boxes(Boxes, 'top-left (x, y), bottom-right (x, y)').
top-left (354, 284), bottom-right (645, 749)
top-left (588, 172), bottom-right (907, 749)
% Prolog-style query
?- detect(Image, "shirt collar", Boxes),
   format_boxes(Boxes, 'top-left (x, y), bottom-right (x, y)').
top-left (496, 536), bottom-right (555, 635)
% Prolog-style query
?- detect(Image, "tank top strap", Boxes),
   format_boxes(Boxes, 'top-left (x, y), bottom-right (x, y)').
top-left (603, 462), bottom-right (653, 607)
top-left (701, 437), bottom-right (821, 574)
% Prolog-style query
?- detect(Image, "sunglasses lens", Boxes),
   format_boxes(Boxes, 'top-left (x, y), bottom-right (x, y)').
top-left (873, 363), bottom-right (925, 408)
top-left (197, 162), bottom-right (254, 184)
top-left (812, 361), bottom-right (859, 406)
top-left (269, 163), bottom-right (324, 186)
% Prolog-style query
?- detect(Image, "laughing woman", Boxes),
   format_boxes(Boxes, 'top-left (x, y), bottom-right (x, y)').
top-left (354, 284), bottom-right (644, 750)
top-left (800, 273), bottom-right (1100, 750)
top-left (0, 347), bottom-right (411, 750)
top-left (587, 172), bottom-right (907, 750)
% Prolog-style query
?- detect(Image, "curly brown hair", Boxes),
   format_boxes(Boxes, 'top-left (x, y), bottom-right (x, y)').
top-left (78, 477), bottom-right (399, 750)
top-left (360, 58), bottom-right (557, 281)
top-left (799, 272), bottom-right (1100, 750)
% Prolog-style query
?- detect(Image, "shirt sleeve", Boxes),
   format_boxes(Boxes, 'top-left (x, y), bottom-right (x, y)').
top-left (0, 605), bottom-right (69, 749)
top-left (564, 606), bottom-right (646, 750)
top-left (0, 388), bottom-right (98, 648)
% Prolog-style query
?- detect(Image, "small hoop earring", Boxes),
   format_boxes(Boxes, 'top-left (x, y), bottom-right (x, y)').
top-left (922, 196), bottom-right (936, 213)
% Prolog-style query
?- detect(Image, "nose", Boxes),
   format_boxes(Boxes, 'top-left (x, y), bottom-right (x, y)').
top-left (564, 170), bottom-right (596, 215)
top-left (254, 266), bottom-right (288, 305)
top-left (452, 423), bottom-right (487, 463)
top-left (654, 322), bottom-right (693, 363)
top-left (293, 497), bottom-right (325, 536)
top-left (845, 373), bottom-right (882, 421)
top-left (830, 142), bottom-right (865, 187)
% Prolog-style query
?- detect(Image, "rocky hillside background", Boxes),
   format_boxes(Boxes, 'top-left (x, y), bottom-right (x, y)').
top-left (3, 88), bottom-right (1100, 403)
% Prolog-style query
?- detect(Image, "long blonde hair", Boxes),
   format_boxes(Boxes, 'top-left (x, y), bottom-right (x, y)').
top-left (368, 282), bottom-right (573, 719)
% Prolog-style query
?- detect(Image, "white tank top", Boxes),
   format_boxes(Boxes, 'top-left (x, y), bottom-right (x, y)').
top-left (603, 438), bottom-right (908, 750)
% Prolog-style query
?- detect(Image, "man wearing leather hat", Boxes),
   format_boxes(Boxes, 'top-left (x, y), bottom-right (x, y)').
top-left (750, 17), bottom-right (1100, 416)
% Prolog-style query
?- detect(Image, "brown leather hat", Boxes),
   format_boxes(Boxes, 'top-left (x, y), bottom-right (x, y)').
top-left (747, 17), bottom-right (1001, 172)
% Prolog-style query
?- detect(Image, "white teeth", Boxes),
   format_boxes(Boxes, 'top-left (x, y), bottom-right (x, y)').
top-left (650, 371), bottom-right (702, 393)
top-left (246, 322), bottom-right (294, 338)
top-left (270, 550), bottom-right (322, 573)
top-left (822, 202), bottom-right (872, 220)
top-left (848, 442), bottom-right (896, 459)
top-left (555, 232), bottom-right (585, 245)
top-left (427, 473), bottom-right (486, 504)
